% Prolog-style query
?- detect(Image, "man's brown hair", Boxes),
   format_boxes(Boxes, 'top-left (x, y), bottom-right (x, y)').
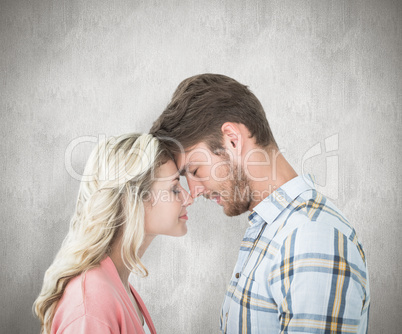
top-left (150, 73), bottom-right (278, 155)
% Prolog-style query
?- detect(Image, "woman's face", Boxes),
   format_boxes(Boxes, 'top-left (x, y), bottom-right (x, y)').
top-left (144, 160), bottom-right (193, 237)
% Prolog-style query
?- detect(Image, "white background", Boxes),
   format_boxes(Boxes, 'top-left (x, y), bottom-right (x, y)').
top-left (1, 0), bottom-right (401, 333)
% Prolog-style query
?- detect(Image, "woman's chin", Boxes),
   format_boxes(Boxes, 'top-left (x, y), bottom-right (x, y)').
top-left (177, 226), bottom-right (188, 237)
top-left (159, 225), bottom-right (188, 238)
top-left (173, 224), bottom-right (188, 237)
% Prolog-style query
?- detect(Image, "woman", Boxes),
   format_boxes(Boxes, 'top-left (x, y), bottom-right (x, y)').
top-left (33, 133), bottom-right (193, 333)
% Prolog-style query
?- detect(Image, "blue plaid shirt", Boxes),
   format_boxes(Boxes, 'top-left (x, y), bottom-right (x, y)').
top-left (220, 174), bottom-right (370, 333)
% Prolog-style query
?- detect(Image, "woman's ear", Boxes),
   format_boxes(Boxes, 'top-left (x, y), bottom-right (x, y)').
top-left (221, 122), bottom-right (242, 155)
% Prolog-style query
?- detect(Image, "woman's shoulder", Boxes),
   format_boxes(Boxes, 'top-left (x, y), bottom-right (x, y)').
top-left (66, 258), bottom-right (119, 302)
top-left (52, 257), bottom-right (124, 333)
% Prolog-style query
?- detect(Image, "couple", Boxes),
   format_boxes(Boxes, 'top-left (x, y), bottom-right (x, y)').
top-left (34, 74), bottom-right (370, 333)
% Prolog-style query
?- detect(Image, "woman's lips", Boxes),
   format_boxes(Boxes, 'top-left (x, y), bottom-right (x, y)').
top-left (179, 213), bottom-right (188, 220)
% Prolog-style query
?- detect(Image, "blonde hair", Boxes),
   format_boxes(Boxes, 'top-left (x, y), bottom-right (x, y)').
top-left (33, 133), bottom-right (169, 334)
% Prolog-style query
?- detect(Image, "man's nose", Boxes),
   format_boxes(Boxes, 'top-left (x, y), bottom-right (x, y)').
top-left (187, 177), bottom-right (205, 199)
top-left (181, 189), bottom-right (194, 207)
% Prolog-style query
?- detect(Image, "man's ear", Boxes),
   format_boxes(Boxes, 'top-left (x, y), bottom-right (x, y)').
top-left (221, 122), bottom-right (242, 155)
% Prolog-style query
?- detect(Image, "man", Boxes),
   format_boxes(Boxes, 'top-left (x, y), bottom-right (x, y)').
top-left (150, 74), bottom-right (370, 333)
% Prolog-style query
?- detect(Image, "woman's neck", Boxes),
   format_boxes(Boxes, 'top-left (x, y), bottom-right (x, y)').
top-left (109, 234), bottom-right (156, 289)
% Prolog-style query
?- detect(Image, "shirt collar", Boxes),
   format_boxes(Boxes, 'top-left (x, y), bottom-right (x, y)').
top-left (248, 173), bottom-right (317, 227)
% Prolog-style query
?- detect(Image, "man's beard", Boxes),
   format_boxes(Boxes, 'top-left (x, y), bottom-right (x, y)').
top-left (219, 160), bottom-right (251, 217)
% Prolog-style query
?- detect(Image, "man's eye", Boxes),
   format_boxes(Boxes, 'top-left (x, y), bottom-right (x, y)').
top-left (192, 168), bottom-right (198, 176)
top-left (172, 187), bottom-right (181, 194)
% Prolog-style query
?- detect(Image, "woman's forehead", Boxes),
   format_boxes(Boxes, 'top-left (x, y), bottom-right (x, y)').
top-left (154, 160), bottom-right (180, 181)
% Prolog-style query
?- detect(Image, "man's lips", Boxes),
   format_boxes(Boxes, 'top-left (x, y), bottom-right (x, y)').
top-left (204, 192), bottom-right (223, 206)
top-left (211, 195), bottom-right (222, 205)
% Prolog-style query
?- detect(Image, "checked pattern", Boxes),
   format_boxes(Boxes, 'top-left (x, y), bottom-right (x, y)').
top-left (220, 174), bottom-right (370, 334)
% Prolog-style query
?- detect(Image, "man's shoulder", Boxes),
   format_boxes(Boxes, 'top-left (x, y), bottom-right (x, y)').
top-left (268, 190), bottom-right (367, 263)
top-left (279, 190), bottom-right (355, 238)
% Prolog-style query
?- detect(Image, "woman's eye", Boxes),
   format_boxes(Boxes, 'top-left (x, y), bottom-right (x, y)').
top-left (192, 168), bottom-right (198, 176)
top-left (172, 187), bottom-right (181, 195)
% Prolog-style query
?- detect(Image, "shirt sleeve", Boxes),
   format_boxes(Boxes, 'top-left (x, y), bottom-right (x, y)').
top-left (60, 315), bottom-right (113, 334)
top-left (270, 223), bottom-right (369, 333)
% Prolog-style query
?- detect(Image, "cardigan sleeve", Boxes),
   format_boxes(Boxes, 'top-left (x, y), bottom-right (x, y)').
top-left (60, 315), bottom-right (113, 334)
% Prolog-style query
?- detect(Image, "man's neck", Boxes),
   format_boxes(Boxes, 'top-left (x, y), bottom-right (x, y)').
top-left (245, 147), bottom-right (298, 211)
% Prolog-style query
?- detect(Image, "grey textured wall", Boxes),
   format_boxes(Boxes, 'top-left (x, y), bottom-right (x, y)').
top-left (1, 0), bottom-right (401, 333)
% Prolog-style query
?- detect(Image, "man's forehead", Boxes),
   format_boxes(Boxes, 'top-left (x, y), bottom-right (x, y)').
top-left (174, 152), bottom-right (188, 175)
top-left (174, 142), bottom-right (212, 175)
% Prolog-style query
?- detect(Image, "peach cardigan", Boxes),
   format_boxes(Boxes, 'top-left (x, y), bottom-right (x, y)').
top-left (51, 256), bottom-right (156, 333)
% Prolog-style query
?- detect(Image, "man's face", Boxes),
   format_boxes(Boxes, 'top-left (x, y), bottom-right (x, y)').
top-left (175, 142), bottom-right (251, 217)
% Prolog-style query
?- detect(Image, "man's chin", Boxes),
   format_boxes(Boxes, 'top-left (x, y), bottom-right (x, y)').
top-left (222, 201), bottom-right (250, 217)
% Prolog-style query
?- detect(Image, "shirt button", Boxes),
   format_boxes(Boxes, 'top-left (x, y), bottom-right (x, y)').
top-left (235, 273), bottom-right (240, 279)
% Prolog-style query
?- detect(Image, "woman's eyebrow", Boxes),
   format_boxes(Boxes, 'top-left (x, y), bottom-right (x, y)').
top-left (179, 166), bottom-right (187, 176)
